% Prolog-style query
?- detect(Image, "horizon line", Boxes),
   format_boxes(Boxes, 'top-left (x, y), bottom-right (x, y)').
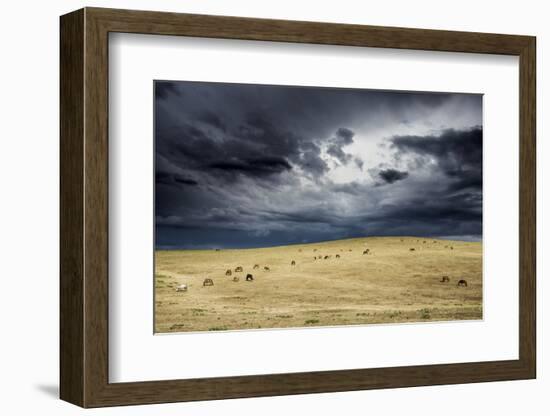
top-left (155, 234), bottom-right (482, 251)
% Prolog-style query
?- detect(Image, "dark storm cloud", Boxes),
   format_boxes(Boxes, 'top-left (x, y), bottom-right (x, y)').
top-left (156, 106), bottom-right (327, 184)
top-left (334, 127), bottom-right (355, 145)
top-left (209, 157), bottom-right (292, 176)
top-left (154, 81), bottom-right (179, 100)
top-left (197, 111), bottom-right (226, 132)
top-left (391, 127), bottom-right (482, 170)
top-left (378, 168), bottom-right (409, 184)
top-left (390, 126), bottom-right (482, 192)
top-left (174, 176), bottom-right (199, 186)
top-left (326, 146), bottom-right (351, 165)
top-left (298, 140), bottom-right (329, 177)
top-left (357, 191), bottom-right (482, 238)
top-left (326, 127), bottom-right (356, 165)
top-left (155, 80), bottom-right (482, 248)
top-left (155, 172), bottom-right (198, 187)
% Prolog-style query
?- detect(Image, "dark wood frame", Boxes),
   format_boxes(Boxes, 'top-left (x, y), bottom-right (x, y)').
top-left (60, 7), bottom-right (536, 408)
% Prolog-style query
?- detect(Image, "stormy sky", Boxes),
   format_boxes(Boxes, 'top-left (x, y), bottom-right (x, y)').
top-left (155, 81), bottom-right (482, 249)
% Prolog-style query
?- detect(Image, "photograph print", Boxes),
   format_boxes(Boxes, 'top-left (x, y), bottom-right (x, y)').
top-left (154, 80), bottom-right (483, 333)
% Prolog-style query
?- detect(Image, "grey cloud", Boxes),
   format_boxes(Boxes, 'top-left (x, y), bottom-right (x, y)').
top-left (209, 157), bottom-right (292, 176)
top-left (155, 81), bottom-right (179, 100)
top-left (327, 127), bottom-right (355, 165)
top-left (197, 111), bottom-right (226, 132)
top-left (334, 127), bottom-right (355, 145)
top-left (154, 80), bottom-right (482, 248)
top-left (390, 126), bottom-right (482, 192)
top-left (156, 172), bottom-right (198, 187)
top-left (327, 144), bottom-right (352, 165)
top-left (378, 168), bottom-right (409, 184)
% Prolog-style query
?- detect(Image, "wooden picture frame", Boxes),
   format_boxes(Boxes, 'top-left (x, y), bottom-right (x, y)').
top-left (60, 7), bottom-right (536, 408)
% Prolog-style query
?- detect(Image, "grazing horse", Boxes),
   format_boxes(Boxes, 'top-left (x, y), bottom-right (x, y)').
top-left (203, 278), bottom-right (214, 286)
top-left (233, 276), bottom-right (240, 282)
top-left (264, 266), bottom-right (270, 271)
top-left (225, 269), bottom-right (232, 276)
top-left (246, 274), bottom-right (254, 281)
top-left (253, 264), bottom-right (260, 269)
top-left (324, 255), bottom-right (330, 260)
top-left (363, 249), bottom-right (370, 255)
top-left (440, 276), bottom-right (450, 283)
top-left (336, 254), bottom-right (340, 258)
top-left (235, 266), bottom-right (243, 272)
top-left (457, 279), bottom-right (468, 287)
top-left (409, 248), bottom-right (415, 252)
top-left (291, 260), bottom-right (296, 266)
top-left (175, 284), bottom-right (188, 292)
top-left (450, 246), bottom-right (454, 250)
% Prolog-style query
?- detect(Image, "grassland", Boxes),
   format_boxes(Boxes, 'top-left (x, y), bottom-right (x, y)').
top-left (154, 237), bottom-right (482, 333)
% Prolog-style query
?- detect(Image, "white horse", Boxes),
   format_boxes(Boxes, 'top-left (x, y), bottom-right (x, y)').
top-left (175, 284), bottom-right (188, 292)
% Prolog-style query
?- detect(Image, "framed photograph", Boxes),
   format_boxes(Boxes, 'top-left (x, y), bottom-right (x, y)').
top-left (60, 7), bottom-right (536, 407)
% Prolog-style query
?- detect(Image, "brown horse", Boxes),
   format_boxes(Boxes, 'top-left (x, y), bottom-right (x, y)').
top-left (253, 264), bottom-right (260, 269)
top-left (440, 276), bottom-right (450, 283)
top-left (246, 274), bottom-right (254, 281)
top-left (291, 260), bottom-right (296, 266)
top-left (457, 279), bottom-right (468, 287)
top-left (203, 278), bottom-right (214, 286)
top-left (264, 266), bottom-right (270, 271)
top-left (235, 266), bottom-right (243, 272)
top-left (232, 276), bottom-right (239, 282)
top-left (225, 269), bottom-right (232, 276)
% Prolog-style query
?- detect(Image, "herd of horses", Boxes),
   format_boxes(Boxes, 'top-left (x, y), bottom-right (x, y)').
top-left (173, 240), bottom-right (470, 292)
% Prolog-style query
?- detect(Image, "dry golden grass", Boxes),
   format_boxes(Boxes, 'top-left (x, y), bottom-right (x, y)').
top-left (155, 237), bottom-right (482, 333)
